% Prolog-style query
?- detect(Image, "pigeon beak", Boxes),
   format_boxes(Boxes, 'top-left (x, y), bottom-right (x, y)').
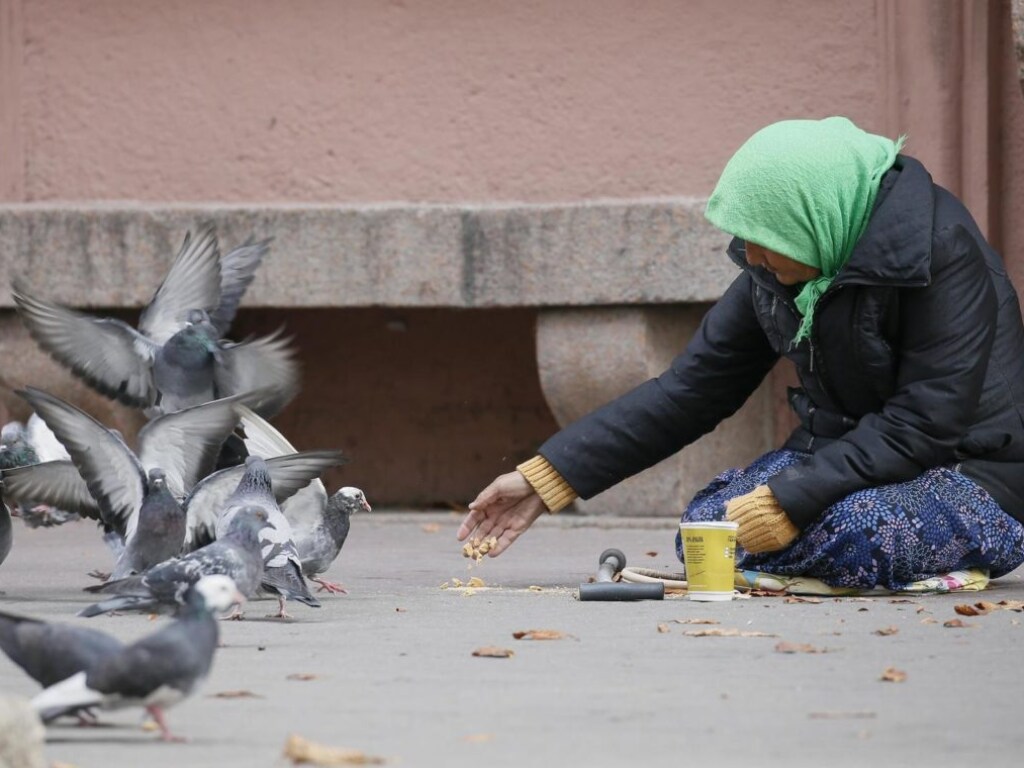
top-left (361, 497), bottom-right (373, 514)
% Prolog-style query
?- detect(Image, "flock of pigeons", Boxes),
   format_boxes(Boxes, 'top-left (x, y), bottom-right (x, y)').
top-left (0, 228), bottom-right (370, 741)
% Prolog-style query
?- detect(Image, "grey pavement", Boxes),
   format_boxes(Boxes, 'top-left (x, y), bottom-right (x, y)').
top-left (2, 511), bottom-right (1023, 768)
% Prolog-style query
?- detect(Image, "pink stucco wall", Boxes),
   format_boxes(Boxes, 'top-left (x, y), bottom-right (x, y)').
top-left (11, 0), bottom-right (883, 203)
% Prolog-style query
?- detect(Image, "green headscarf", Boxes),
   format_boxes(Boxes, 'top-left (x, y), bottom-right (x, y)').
top-left (705, 117), bottom-right (905, 344)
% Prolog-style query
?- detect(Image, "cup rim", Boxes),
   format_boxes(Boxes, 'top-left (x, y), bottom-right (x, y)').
top-left (679, 521), bottom-right (738, 530)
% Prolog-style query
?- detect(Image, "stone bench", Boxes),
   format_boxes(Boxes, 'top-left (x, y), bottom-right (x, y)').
top-left (0, 201), bottom-right (776, 514)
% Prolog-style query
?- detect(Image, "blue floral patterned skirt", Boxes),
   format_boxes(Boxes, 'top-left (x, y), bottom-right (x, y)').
top-left (676, 449), bottom-right (1024, 591)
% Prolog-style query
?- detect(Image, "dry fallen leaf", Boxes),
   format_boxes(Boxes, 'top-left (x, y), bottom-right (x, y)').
top-left (657, 623), bottom-right (671, 633)
top-left (880, 667), bottom-right (907, 683)
top-left (857, 607), bottom-right (869, 612)
top-left (421, 523), bottom-right (441, 534)
top-left (140, 720), bottom-right (159, 732)
top-left (874, 626), bottom-right (899, 636)
top-left (783, 596), bottom-right (823, 604)
top-left (645, 551), bottom-right (658, 557)
top-left (287, 673), bottom-right (318, 681)
top-left (283, 733), bottom-right (385, 765)
top-left (943, 618), bottom-right (974, 628)
top-left (512, 629), bottom-right (567, 641)
top-left (467, 577), bottom-right (485, 588)
top-left (683, 628), bottom-right (777, 638)
top-left (209, 690), bottom-right (263, 699)
top-left (472, 646), bottom-right (514, 658)
top-left (527, 585), bottom-right (544, 592)
top-left (672, 618), bottom-right (720, 625)
top-left (774, 641), bottom-right (829, 654)
top-left (749, 589), bottom-right (785, 597)
top-left (954, 604), bottom-right (985, 616)
top-left (997, 600), bottom-right (1024, 611)
top-left (920, 617), bottom-right (938, 625)
top-left (462, 734), bottom-right (495, 744)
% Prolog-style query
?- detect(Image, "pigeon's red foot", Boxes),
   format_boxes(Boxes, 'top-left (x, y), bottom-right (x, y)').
top-left (311, 577), bottom-right (347, 595)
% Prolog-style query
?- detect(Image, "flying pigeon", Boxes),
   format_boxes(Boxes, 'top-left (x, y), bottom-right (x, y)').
top-left (1, 387), bottom-right (248, 578)
top-left (0, 414), bottom-right (77, 527)
top-left (12, 227), bottom-right (298, 419)
top-left (238, 406), bottom-right (369, 593)
top-left (79, 507), bottom-right (268, 618)
top-left (217, 456), bottom-right (321, 618)
top-left (31, 574), bottom-right (245, 741)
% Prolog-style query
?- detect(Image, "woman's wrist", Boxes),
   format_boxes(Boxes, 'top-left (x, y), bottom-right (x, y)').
top-left (516, 455), bottom-right (577, 513)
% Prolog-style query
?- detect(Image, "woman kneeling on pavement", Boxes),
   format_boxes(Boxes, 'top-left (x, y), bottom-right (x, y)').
top-left (458, 116), bottom-right (1024, 592)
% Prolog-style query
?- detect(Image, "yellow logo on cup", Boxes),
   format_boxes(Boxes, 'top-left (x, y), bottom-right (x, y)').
top-left (679, 521), bottom-right (738, 601)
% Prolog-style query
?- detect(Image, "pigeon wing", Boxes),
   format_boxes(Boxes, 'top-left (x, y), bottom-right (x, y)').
top-left (237, 406), bottom-right (329, 527)
top-left (17, 388), bottom-right (146, 540)
top-left (0, 461), bottom-right (103, 522)
top-left (213, 331), bottom-right (300, 418)
top-left (138, 227), bottom-right (222, 345)
top-left (210, 237), bottom-right (271, 337)
top-left (25, 413), bottom-right (70, 463)
top-left (12, 282), bottom-right (158, 408)
top-left (136, 395), bottom-right (246, 500)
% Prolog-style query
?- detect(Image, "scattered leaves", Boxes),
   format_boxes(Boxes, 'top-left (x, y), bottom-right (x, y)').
top-left (283, 733), bottom-right (386, 765)
top-left (954, 600), bottom-right (1024, 616)
top-left (880, 667), bottom-right (907, 683)
top-left (783, 596), bottom-right (823, 604)
top-left (645, 551), bottom-right (658, 557)
top-left (873, 626), bottom-right (899, 636)
top-left (682, 628), bottom-right (777, 638)
top-left (287, 673), bottom-right (318, 681)
top-left (749, 589), bottom-right (785, 597)
top-left (920, 617), bottom-right (938, 625)
top-left (463, 733), bottom-right (495, 744)
top-left (857, 607), bottom-right (869, 612)
top-left (528, 586), bottom-right (544, 592)
top-left (210, 690), bottom-right (263, 699)
top-left (943, 618), bottom-right (974, 628)
top-left (421, 523), bottom-right (441, 534)
top-left (467, 577), bottom-right (486, 588)
top-left (657, 623), bottom-right (671, 633)
top-left (774, 642), bottom-right (829, 654)
top-left (512, 629), bottom-right (568, 641)
top-left (472, 646), bottom-right (514, 658)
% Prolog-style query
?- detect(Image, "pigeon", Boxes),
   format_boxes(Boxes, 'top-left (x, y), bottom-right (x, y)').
top-left (217, 456), bottom-right (321, 618)
top-left (31, 574), bottom-right (245, 742)
top-left (0, 414), bottom-right (77, 527)
top-left (238, 406), bottom-right (369, 593)
top-left (0, 607), bottom-right (125, 696)
top-left (79, 507), bottom-right (269, 618)
top-left (12, 227), bottom-right (298, 419)
top-left (0, 387), bottom-right (248, 578)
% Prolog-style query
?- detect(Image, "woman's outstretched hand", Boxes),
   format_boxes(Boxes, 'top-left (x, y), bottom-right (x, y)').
top-left (457, 471), bottom-right (547, 557)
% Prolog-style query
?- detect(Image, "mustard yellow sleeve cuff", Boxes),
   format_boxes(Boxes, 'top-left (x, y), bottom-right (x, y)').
top-left (516, 455), bottom-right (577, 514)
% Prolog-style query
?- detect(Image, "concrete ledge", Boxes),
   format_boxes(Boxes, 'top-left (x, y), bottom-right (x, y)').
top-left (0, 200), bottom-right (732, 309)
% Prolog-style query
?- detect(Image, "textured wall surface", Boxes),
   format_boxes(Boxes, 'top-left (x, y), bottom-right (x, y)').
top-left (13, 0), bottom-right (879, 203)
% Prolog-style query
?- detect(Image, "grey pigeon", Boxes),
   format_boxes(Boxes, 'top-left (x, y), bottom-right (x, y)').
top-left (12, 227), bottom-right (298, 419)
top-left (0, 607), bottom-right (124, 691)
top-left (0, 415), bottom-right (77, 527)
top-left (31, 574), bottom-right (245, 742)
top-left (79, 507), bottom-right (269, 617)
top-left (2, 387), bottom-right (247, 577)
top-left (237, 407), bottom-right (369, 593)
top-left (217, 456), bottom-right (321, 618)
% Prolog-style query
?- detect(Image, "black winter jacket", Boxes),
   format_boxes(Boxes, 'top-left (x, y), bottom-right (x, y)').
top-left (539, 156), bottom-right (1024, 529)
